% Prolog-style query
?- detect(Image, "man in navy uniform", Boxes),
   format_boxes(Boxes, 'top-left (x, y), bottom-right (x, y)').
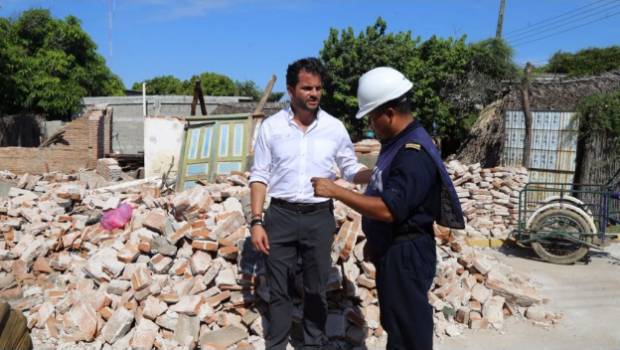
top-left (312, 67), bottom-right (464, 350)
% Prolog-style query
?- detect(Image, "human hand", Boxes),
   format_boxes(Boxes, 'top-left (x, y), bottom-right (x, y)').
top-left (251, 225), bottom-right (270, 255)
top-left (311, 177), bottom-right (339, 198)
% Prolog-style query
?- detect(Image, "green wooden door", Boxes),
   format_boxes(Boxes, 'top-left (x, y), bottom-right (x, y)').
top-left (177, 114), bottom-right (251, 190)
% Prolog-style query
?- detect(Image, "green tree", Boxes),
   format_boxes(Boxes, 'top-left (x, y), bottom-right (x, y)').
top-left (438, 38), bottom-right (517, 147)
top-left (0, 9), bottom-right (124, 119)
top-left (184, 72), bottom-right (237, 96)
top-left (267, 92), bottom-right (285, 102)
top-left (132, 75), bottom-right (184, 95)
top-left (320, 17), bottom-right (420, 140)
top-left (235, 80), bottom-right (261, 100)
top-left (235, 80), bottom-right (285, 101)
top-left (319, 18), bottom-right (516, 154)
top-left (544, 46), bottom-right (620, 77)
top-left (577, 90), bottom-right (620, 140)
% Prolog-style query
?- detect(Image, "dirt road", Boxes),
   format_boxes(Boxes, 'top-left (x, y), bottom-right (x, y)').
top-left (365, 243), bottom-right (620, 350)
top-left (435, 243), bottom-right (620, 350)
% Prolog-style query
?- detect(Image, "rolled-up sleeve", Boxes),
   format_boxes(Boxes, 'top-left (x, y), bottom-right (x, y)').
top-left (381, 148), bottom-right (436, 225)
top-left (249, 121), bottom-right (271, 185)
top-left (335, 125), bottom-right (364, 182)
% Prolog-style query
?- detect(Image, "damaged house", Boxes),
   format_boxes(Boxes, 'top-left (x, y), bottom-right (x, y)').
top-left (456, 70), bottom-right (620, 185)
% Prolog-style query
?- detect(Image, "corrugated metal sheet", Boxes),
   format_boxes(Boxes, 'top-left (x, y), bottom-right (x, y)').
top-left (557, 150), bottom-right (577, 172)
top-left (502, 111), bottom-right (579, 176)
top-left (527, 170), bottom-right (576, 202)
top-left (558, 130), bottom-right (578, 151)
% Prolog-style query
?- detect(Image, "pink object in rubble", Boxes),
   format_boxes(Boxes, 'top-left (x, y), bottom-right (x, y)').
top-left (100, 203), bottom-right (133, 230)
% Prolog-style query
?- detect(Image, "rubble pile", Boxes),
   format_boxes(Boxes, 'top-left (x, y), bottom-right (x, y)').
top-left (430, 225), bottom-right (560, 338)
top-left (330, 188), bottom-right (559, 342)
top-left (353, 139), bottom-right (381, 155)
top-left (351, 143), bottom-right (528, 240)
top-left (445, 160), bottom-right (529, 240)
top-left (97, 159), bottom-right (123, 182)
top-left (0, 168), bottom-right (555, 349)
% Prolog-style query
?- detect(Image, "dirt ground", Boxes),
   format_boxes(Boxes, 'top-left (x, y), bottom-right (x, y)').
top-left (366, 242), bottom-right (620, 350)
top-left (434, 242), bottom-right (620, 350)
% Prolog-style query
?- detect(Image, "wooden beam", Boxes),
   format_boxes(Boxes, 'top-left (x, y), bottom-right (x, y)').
top-left (252, 74), bottom-right (277, 117)
top-left (520, 62), bottom-right (533, 168)
top-left (191, 80), bottom-right (208, 116)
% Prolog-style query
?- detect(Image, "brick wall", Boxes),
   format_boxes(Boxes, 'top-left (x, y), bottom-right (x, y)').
top-left (0, 109), bottom-right (107, 174)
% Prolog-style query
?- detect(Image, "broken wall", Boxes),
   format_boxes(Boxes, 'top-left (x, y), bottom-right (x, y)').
top-left (0, 114), bottom-right (45, 147)
top-left (81, 96), bottom-right (253, 155)
top-left (144, 116), bottom-right (185, 178)
top-left (0, 109), bottom-right (108, 174)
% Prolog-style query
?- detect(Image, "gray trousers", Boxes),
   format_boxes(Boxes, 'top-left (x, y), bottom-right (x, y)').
top-left (263, 202), bottom-right (336, 350)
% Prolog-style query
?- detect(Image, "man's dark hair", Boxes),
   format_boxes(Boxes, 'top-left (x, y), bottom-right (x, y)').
top-left (377, 94), bottom-right (412, 115)
top-left (286, 57), bottom-right (327, 87)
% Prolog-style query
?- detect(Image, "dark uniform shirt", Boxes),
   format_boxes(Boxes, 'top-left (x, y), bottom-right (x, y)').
top-left (362, 120), bottom-right (441, 258)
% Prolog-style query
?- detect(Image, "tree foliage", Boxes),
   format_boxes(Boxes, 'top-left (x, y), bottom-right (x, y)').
top-left (577, 90), bottom-right (620, 140)
top-left (320, 18), bottom-right (419, 140)
top-left (234, 80), bottom-right (284, 102)
top-left (132, 74), bottom-right (285, 102)
top-left (185, 72), bottom-right (237, 96)
top-left (320, 18), bottom-right (517, 153)
top-left (235, 80), bottom-right (261, 100)
top-left (131, 75), bottom-right (184, 95)
top-left (544, 46), bottom-right (620, 77)
top-left (0, 9), bottom-right (124, 119)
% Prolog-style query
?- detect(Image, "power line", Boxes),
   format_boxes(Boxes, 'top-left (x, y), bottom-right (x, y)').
top-left (511, 6), bottom-right (620, 45)
top-left (512, 9), bottom-right (620, 47)
top-left (505, 0), bottom-right (611, 36)
top-left (506, 1), bottom-right (620, 41)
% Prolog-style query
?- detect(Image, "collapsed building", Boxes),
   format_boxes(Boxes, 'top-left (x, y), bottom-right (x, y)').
top-left (0, 167), bottom-right (556, 349)
top-left (8, 78), bottom-right (616, 347)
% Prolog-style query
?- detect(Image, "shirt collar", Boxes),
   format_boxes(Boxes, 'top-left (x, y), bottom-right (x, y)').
top-left (381, 119), bottom-right (421, 147)
top-left (286, 106), bottom-right (324, 118)
top-left (286, 106), bottom-right (322, 129)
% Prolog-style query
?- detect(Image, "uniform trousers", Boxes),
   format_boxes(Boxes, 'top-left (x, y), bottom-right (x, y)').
top-left (375, 233), bottom-right (437, 350)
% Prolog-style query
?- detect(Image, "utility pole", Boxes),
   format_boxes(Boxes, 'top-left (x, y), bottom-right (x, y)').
top-left (520, 62), bottom-right (533, 168)
top-left (496, 0), bottom-right (506, 38)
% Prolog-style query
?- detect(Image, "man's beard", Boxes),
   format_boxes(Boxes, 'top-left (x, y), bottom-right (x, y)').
top-left (293, 97), bottom-right (319, 113)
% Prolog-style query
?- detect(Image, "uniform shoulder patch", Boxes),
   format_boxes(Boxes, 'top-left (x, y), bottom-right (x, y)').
top-left (404, 143), bottom-right (421, 151)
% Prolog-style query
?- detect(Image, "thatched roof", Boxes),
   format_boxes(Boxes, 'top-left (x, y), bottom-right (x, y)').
top-left (504, 71), bottom-right (620, 111)
top-left (453, 100), bottom-right (505, 167)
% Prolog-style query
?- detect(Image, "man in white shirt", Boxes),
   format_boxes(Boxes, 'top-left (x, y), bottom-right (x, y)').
top-left (249, 58), bottom-right (369, 349)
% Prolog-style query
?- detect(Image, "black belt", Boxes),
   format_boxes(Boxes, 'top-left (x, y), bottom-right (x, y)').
top-left (393, 223), bottom-right (426, 242)
top-left (393, 232), bottom-right (425, 242)
top-left (271, 198), bottom-right (333, 214)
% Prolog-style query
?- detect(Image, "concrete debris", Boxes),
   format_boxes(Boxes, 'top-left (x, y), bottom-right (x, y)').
top-left (353, 139), bottom-right (381, 155)
top-left (102, 307), bottom-right (134, 344)
top-left (0, 164), bottom-right (554, 349)
top-left (445, 160), bottom-right (528, 239)
top-left (97, 158), bottom-right (122, 182)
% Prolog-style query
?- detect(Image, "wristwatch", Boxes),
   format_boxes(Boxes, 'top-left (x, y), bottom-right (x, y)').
top-left (250, 213), bottom-right (263, 227)
top-left (250, 218), bottom-right (264, 227)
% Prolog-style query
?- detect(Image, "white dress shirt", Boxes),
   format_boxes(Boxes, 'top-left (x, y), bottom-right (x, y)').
top-left (249, 107), bottom-right (363, 203)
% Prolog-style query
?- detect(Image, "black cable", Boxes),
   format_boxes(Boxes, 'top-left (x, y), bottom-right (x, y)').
top-left (512, 9), bottom-right (620, 47)
top-left (506, 0), bottom-right (620, 41)
top-left (505, 0), bottom-right (611, 36)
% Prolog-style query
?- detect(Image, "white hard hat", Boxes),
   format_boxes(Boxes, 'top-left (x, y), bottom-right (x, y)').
top-left (355, 67), bottom-right (413, 119)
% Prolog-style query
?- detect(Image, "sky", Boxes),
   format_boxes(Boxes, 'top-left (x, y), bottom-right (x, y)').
top-left (1, 0), bottom-right (619, 93)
